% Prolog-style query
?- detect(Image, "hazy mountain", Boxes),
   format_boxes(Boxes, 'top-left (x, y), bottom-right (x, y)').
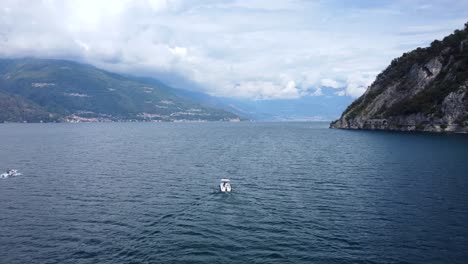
top-left (0, 58), bottom-right (240, 122)
top-left (331, 22), bottom-right (468, 133)
top-left (171, 87), bottom-right (353, 121)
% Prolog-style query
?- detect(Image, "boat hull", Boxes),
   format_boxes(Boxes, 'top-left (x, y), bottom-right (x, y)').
top-left (220, 184), bottom-right (232, 192)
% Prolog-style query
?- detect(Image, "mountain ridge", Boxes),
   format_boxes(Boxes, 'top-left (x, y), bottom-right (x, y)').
top-left (0, 58), bottom-right (241, 123)
top-left (330, 22), bottom-right (468, 133)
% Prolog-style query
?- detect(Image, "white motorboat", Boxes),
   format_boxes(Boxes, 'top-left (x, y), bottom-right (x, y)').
top-left (220, 179), bottom-right (232, 192)
top-left (1, 169), bottom-right (20, 178)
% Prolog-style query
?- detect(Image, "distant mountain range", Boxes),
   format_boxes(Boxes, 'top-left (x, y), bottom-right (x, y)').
top-left (331, 22), bottom-right (468, 133)
top-left (0, 58), bottom-right (241, 123)
top-left (171, 87), bottom-right (353, 121)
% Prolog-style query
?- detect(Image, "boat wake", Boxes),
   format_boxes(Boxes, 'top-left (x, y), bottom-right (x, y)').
top-left (1, 169), bottom-right (21, 179)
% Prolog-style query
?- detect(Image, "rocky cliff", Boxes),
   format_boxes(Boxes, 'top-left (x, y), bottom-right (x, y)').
top-left (330, 22), bottom-right (468, 133)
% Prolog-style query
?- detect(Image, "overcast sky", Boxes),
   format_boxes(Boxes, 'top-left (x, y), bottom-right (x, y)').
top-left (1, 0), bottom-right (467, 100)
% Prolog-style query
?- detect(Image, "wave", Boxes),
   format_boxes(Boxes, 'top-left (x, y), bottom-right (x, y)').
top-left (0, 172), bottom-right (21, 179)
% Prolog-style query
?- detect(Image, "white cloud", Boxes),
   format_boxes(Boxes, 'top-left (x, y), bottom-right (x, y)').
top-left (0, 0), bottom-right (466, 99)
top-left (320, 78), bottom-right (342, 89)
top-left (344, 73), bottom-right (376, 97)
top-left (226, 79), bottom-right (302, 100)
top-left (417, 4), bottom-right (432, 10)
top-left (168, 46), bottom-right (187, 57)
top-left (335, 90), bottom-right (346, 96)
top-left (311, 87), bottom-right (323, 96)
top-left (75, 40), bottom-right (90, 52)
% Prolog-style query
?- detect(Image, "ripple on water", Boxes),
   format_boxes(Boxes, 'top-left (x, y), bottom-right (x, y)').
top-left (1, 122), bottom-right (468, 264)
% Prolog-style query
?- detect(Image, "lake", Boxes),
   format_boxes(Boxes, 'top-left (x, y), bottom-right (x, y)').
top-left (0, 122), bottom-right (467, 264)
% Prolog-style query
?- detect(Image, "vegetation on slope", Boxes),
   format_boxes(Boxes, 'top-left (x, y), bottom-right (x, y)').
top-left (383, 26), bottom-right (468, 118)
top-left (0, 90), bottom-right (57, 122)
top-left (0, 58), bottom-right (240, 122)
top-left (333, 22), bottom-right (468, 131)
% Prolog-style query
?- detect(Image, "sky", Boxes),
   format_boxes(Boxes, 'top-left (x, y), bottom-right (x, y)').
top-left (0, 0), bottom-right (467, 100)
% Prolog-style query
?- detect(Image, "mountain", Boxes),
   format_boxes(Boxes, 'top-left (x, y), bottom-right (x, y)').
top-left (0, 90), bottom-right (58, 122)
top-left (0, 58), bottom-right (241, 122)
top-left (169, 87), bottom-right (353, 121)
top-left (212, 95), bottom-right (353, 121)
top-left (331, 22), bottom-right (468, 133)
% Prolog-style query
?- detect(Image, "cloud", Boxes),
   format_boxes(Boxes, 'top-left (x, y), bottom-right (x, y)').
top-left (416, 4), bottom-right (432, 10)
top-left (0, 0), bottom-right (467, 99)
top-left (320, 78), bottom-right (342, 89)
top-left (226, 79), bottom-right (303, 100)
top-left (335, 90), bottom-right (346, 96)
top-left (311, 87), bottom-right (323, 96)
top-left (168, 46), bottom-right (188, 57)
top-left (344, 73), bottom-right (376, 97)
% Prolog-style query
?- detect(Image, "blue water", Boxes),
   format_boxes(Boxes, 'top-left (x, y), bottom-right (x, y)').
top-left (0, 122), bottom-right (467, 264)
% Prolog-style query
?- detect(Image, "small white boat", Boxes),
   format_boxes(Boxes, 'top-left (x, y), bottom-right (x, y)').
top-left (220, 179), bottom-right (232, 192)
top-left (1, 169), bottom-right (20, 178)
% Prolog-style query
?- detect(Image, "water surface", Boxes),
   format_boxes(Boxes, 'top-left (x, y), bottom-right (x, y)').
top-left (1, 122), bottom-right (467, 263)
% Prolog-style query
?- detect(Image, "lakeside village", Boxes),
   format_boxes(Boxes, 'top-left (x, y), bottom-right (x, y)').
top-left (3, 111), bottom-right (242, 123)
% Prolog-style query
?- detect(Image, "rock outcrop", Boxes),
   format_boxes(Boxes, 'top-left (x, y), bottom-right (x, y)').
top-left (330, 22), bottom-right (468, 133)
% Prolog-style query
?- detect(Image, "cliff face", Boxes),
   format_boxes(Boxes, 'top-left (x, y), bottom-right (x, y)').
top-left (331, 23), bottom-right (468, 133)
